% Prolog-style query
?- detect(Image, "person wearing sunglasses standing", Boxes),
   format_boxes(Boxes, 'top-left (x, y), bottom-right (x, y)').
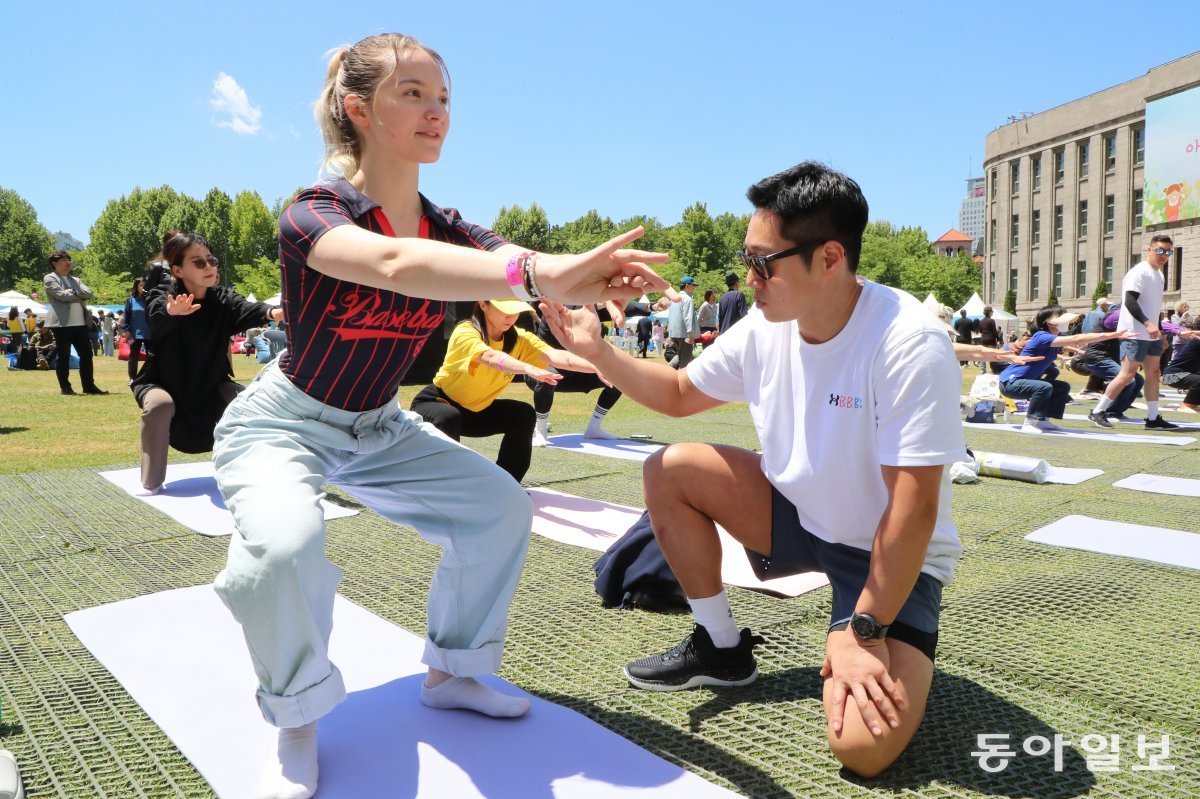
top-left (1088, 234), bottom-right (1180, 429)
top-left (541, 162), bottom-right (965, 778)
top-left (131, 230), bottom-right (283, 495)
top-left (209, 34), bottom-right (666, 799)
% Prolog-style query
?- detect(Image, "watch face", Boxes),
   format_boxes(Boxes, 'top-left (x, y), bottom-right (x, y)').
top-left (851, 615), bottom-right (877, 639)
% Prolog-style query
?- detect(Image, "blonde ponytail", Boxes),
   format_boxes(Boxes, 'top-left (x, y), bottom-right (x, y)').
top-left (314, 34), bottom-right (450, 179)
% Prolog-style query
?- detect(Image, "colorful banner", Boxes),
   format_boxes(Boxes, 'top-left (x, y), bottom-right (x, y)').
top-left (1144, 85), bottom-right (1200, 225)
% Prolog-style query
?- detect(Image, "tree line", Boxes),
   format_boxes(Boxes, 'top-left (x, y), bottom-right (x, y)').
top-left (0, 185), bottom-right (982, 310)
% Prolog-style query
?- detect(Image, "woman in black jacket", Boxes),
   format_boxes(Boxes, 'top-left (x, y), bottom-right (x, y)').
top-left (130, 230), bottom-right (281, 493)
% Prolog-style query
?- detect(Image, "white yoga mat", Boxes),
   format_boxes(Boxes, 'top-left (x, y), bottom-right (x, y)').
top-left (65, 586), bottom-right (741, 799)
top-left (1057, 412), bottom-right (1200, 431)
top-left (1113, 473), bottom-right (1200, 498)
top-left (962, 421), bottom-right (1195, 446)
top-left (528, 488), bottom-right (829, 598)
top-left (972, 451), bottom-right (1103, 485)
top-left (99, 462), bottom-right (357, 537)
top-left (1025, 515), bottom-right (1200, 571)
top-left (546, 434), bottom-right (664, 462)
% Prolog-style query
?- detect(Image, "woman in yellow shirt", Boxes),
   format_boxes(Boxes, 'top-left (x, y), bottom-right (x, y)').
top-left (412, 298), bottom-right (606, 481)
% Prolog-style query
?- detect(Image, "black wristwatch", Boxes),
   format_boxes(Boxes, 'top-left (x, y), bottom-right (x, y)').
top-left (850, 612), bottom-right (890, 642)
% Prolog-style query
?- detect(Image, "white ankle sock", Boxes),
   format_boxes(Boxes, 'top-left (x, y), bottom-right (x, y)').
top-left (534, 413), bottom-right (549, 439)
top-left (688, 590), bottom-right (740, 648)
top-left (1094, 395), bottom-right (1114, 414)
top-left (1147, 401), bottom-right (1159, 420)
top-left (584, 406), bottom-right (618, 439)
top-left (421, 676), bottom-right (531, 718)
top-left (255, 722), bottom-right (317, 799)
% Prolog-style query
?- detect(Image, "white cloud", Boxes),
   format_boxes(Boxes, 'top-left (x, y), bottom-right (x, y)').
top-left (210, 72), bottom-right (262, 135)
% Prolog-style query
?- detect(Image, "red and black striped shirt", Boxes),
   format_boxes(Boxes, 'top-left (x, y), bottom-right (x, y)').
top-left (277, 179), bottom-right (507, 411)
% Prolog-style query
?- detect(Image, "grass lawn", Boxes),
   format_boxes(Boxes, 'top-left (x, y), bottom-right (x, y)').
top-left (0, 349), bottom-right (1196, 798)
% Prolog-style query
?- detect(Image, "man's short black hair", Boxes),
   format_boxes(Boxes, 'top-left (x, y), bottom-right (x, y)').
top-left (1149, 234), bottom-right (1173, 246)
top-left (725, 272), bottom-right (739, 288)
top-left (745, 161), bottom-right (869, 272)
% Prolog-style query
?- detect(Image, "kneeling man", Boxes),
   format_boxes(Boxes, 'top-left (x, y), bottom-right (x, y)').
top-left (542, 162), bottom-right (964, 777)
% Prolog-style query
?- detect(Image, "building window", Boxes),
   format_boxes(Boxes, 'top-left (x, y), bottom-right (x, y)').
top-left (1078, 142), bottom-right (1089, 178)
top-left (1103, 257), bottom-right (1113, 288)
top-left (1054, 205), bottom-right (1064, 241)
top-left (1009, 268), bottom-right (1018, 293)
top-left (1053, 263), bottom-right (1063, 297)
top-left (1133, 189), bottom-right (1143, 228)
top-left (1078, 200), bottom-right (1088, 238)
top-left (1054, 150), bottom-right (1065, 184)
top-left (1133, 128), bottom-right (1145, 164)
top-left (1031, 266), bottom-right (1040, 300)
top-left (1076, 260), bottom-right (1087, 298)
top-left (1032, 155), bottom-right (1042, 190)
top-left (1011, 214), bottom-right (1019, 248)
top-left (1105, 195), bottom-right (1115, 234)
top-left (989, 270), bottom-right (996, 301)
top-left (1104, 135), bottom-right (1117, 171)
top-left (1032, 210), bottom-right (1041, 245)
top-left (990, 219), bottom-right (997, 252)
top-left (990, 168), bottom-right (997, 200)
top-left (1011, 162), bottom-right (1020, 195)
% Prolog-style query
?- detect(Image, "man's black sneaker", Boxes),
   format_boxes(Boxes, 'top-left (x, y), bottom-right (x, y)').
top-left (1145, 416), bottom-right (1180, 430)
top-left (1106, 412), bottom-right (1128, 421)
top-left (623, 625), bottom-right (764, 691)
top-left (1087, 410), bottom-right (1113, 428)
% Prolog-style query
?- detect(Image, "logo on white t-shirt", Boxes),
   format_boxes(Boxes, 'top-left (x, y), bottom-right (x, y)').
top-left (828, 392), bottom-right (864, 409)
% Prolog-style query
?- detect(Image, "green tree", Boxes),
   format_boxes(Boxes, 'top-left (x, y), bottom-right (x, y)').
top-left (859, 222), bottom-right (932, 288)
top-left (231, 256), bottom-right (281, 302)
top-left (158, 195), bottom-right (203, 240)
top-left (615, 214), bottom-right (671, 256)
top-left (548, 210), bottom-right (617, 254)
top-left (88, 185), bottom-right (182, 283)
top-left (229, 191), bottom-right (277, 268)
top-left (712, 212), bottom-right (749, 272)
top-left (196, 188), bottom-right (233, 284)
top-left (898, 252), bottom-right (981, 311)
top-left (1092, 280), bottom-right (1109, 303)
top-left (1047, 288), bottom-right (1058, 306)
top-left (270, 186), bottom-right (307, 221)
top-left (491, 203), bottom-right (551, 251)
top-left (0, 186), bottom-right (55, 289)
top-left (1004, 289), bottom-right (1017, 315)
top-left (669, 202), bottom-right (724, 287)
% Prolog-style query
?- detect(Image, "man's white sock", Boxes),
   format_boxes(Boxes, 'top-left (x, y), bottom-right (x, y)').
top-left (688, 590), bottom-right (740, 648)
top-left (584, 405), bottom-right (618, 439)
top-left (255, 722), bottom-right (317, 799)
top-left (1147, 400), bottom-right (1159, 420)
top-left (534, 413), bottom-right (549, 439)
top-left (421, 676), bottom-right (531, 718)
top-left (1095, 395), bottom-right (1115, 414)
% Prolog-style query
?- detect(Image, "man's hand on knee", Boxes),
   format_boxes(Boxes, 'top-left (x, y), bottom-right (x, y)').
top-left (821, 629), bottom-right (904, 736)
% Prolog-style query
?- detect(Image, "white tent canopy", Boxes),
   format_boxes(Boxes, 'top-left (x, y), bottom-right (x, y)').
top-left (0, 290), bottom-right (47, 315)
top-left (956, 292), bottom-right (986, 317)
top-left (264, 293), bottom-right (281, 306)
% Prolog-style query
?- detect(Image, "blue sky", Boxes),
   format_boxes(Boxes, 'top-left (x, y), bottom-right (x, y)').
top-left (3, 1), bottom-right (1195, 247)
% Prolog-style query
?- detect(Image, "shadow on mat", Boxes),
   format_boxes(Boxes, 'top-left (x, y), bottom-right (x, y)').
top-left (317, 675), bottom-right (775, 799)
top-left (681, 667), bottom-right (1095, 799)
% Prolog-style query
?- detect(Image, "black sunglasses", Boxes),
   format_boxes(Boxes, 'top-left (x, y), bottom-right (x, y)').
top-left (187, 256), bottom-right (220, 268)
top-left (735, 239), bottom-right (827, 281)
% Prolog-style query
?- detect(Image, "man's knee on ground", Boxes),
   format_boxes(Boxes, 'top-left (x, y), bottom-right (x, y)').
top-left (828, 729), bottom-right (910, 779)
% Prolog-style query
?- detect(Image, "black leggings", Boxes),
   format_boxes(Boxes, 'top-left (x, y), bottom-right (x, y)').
top-left (411, 385), bottom-right (536, 482)
top-left (128, 339), bottom-right (149, 380)
top-left (526, 370), bottom-right (621, 415)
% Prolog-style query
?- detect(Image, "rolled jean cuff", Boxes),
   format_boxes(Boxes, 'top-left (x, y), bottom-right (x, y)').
top-left (421, 638), bottom-right (504, 677)
top-left (256, 665), bottom-right (347, 729)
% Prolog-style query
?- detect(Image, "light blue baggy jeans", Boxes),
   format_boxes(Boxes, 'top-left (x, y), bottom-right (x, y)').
top-left (211, 362), bottom-right (532, 729)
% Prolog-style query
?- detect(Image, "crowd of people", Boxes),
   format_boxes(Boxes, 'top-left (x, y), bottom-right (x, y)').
top-left (3, 31), bottom-right (1198, 799)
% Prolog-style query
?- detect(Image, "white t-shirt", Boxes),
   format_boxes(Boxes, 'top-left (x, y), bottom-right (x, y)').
top-left (1117, 261), bottom-right (1165, 340)
top-left (686, 281), bottom-right (965, 584)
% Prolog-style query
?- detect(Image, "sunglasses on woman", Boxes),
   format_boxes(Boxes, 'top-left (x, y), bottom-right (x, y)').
top-left (734, 239), bottom-right (827, 281)
top-left (188, 256), bottom-right (220, 268)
